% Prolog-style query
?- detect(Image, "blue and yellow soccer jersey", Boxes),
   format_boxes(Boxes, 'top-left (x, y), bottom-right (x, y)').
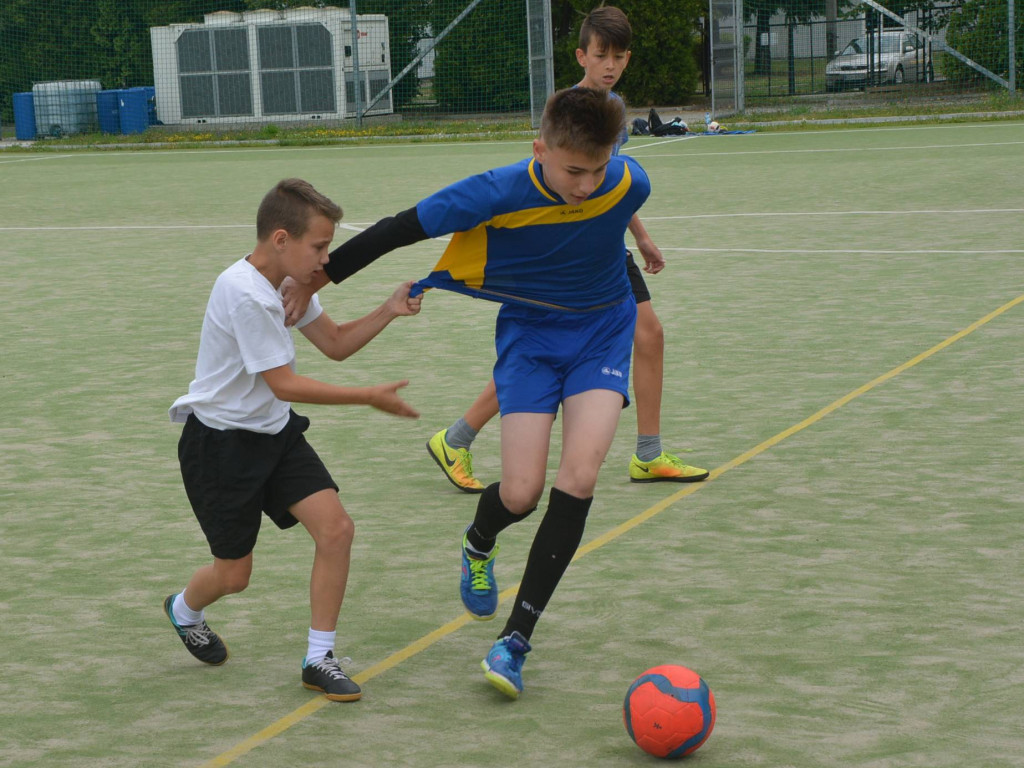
top-left (413, 154), bottom-right (650, 312)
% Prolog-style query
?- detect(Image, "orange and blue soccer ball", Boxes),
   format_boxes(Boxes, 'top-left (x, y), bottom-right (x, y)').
top-left (623, 664), bottom-right (716, 759)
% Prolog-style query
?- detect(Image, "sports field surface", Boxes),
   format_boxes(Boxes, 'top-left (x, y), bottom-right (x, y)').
top-left (2, 121), bottom-right (1023, 767)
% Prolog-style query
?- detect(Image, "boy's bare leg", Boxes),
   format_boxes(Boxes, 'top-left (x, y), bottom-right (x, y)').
top-left (499, 411), bottom-right (556, 512)
top-left (290, 489), bottom-right (361, 701)
top-left (465, 378), bottom-right (501, 432)
top-left (632, 300), bottom-right (665, 438)
top-left (556, 389), bottom-right (624, 496)
top-left (290, 488), bottom-right (355, 631)
top-left (629, 301), bottom-right (709, 482)
top-left (165, 556), bottom-right (250, 665)
top-left (485, 389), bottom-right (621, 667)
top-left (183, 555), bottom-right (254, 610)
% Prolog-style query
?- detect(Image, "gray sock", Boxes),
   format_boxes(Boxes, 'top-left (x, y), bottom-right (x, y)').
top-left (636, 435), bottom-right (662, 462)
top-left (446, 417), bottom-right (479, 450)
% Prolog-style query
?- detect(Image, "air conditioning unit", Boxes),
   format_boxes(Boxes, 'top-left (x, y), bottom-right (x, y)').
top-left (149, 7), bottom-right (392, 126)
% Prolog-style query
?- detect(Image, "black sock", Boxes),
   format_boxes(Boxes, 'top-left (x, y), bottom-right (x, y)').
top-left (466, 483), bottom-right (534, 555)
top-left (501, 487), bottom-right (592, 640)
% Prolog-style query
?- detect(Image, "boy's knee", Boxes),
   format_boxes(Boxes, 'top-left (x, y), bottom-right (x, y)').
top-left (554, 467), bottom-right (600, 499)
top-left (218, 562), bottom-right (253, 595)
top-left (499, 483), bottom-right (543, 515)
top-left (317, 509), bottom-right (355, 550)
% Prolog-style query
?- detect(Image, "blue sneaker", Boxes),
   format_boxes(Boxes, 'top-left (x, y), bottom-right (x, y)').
top-left (460, 527), bottom-right (498, 620)
top-left (481, 631), bottom-right (531, 699)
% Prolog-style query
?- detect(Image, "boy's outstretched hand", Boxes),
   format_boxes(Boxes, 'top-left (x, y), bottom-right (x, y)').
top-left (368, 379), bottom-right (419, 418)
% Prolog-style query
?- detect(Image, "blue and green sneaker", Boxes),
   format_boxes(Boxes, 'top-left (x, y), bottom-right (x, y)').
top-left (460, 527), bottom-right (499, 620)
top-left (481, 631), bottom-right (531, 699)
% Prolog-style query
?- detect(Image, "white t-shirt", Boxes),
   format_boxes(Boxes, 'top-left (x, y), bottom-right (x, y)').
top-left (169, 257), bottom-right (323, 434)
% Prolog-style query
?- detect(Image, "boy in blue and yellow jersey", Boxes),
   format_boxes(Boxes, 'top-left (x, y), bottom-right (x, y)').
top-left (284, 87), bottom-right (650, 698)
top-left (425, 5), bottom-right (708, 493)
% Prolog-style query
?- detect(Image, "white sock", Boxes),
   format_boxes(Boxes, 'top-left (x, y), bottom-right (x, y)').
top-left (305, 628), bottom-right (336, 667)
top-left (172, 591), bottom-right (204, 627)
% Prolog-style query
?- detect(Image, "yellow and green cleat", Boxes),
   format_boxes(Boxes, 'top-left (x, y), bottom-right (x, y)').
top-left (427, 429), bottom-right (486, 493)
top-left (629, 452), bottom-right (709, 483)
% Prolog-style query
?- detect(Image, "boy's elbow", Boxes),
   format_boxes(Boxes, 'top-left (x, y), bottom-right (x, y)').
top-left (325, 348), bottom-right (348, 362)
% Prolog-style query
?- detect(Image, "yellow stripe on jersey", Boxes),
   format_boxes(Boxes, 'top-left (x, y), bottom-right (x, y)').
top-left (497, 159), bottom-right (633, 229)
top-left (527, 158), bottom-right (559, 202)
top-left (431, 158), bottom-right (633, 292)
top-left (432, 225), bottom-right (488, 289)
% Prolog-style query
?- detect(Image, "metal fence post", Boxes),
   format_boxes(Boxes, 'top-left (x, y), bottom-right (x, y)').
top-left (350, 1), bottom-right (363, 127)
top-left (1010, 0), bottom-right (1017, 93)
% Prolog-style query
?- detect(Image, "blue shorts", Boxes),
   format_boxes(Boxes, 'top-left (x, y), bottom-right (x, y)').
top-left (493, 296), bottom-right (637, 415)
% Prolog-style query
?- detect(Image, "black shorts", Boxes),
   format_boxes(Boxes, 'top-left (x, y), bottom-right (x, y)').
top-left (625, 251), bottom-right (651, 304)
top-left (178, 411), bottom-right (339, 560)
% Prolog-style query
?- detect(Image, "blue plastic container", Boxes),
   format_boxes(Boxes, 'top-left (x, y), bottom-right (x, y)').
top-left (13, 92), bottom-right (37, 140)
top-left (118, 86), bottom-right (156, 134)
top-left (96, 90), bottom-right (122, 134)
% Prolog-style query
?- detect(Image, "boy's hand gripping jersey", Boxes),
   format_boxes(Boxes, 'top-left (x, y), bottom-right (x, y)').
top-left (412, 155), bottom-right (650, 312)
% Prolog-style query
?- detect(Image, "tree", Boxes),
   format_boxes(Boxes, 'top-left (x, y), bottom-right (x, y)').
top-left (944, 0), bottom-right (1022, 85)
top-left (430, 0), bottom-right (529, 113)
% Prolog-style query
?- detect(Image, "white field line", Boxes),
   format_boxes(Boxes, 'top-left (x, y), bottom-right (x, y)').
top-left (3, 208), bottom-right (1020, 233)
top-left (630, 139), bottom-right (1024, 160)
top-left (660, 246), bottom-right (1024, 255)
top-left (644, 208), bottom-right (1024, 221)
top-left (0, 222), bottom-right (373, 232)
top-left (1, 119), bottom-right (1020, 165)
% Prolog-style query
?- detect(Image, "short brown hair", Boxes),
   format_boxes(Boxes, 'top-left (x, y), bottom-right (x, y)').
top-left (579, 5), bottom-right (632, 53)
top-left (256, 178), bottom-right (342, 241)
top-left (540, 87), bottom-right (625, 157)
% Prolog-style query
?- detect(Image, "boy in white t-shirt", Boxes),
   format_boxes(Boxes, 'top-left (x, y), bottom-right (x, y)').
top-left (165, 178), bottom-right (421, 702)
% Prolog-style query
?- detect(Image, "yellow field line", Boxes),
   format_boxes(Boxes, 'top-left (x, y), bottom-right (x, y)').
top-left (200, 291), bottom-right (1024, 767)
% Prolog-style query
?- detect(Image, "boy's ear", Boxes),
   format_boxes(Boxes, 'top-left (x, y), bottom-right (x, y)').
top-left (532, 138), bottom-right (546, 163)
top-left (271, 228), bottom-right (289, 250)
top-left (575, 47), bottom-right (587, 67)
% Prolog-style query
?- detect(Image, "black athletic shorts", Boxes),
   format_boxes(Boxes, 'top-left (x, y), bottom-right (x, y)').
top-left (625, 251), bottom-right (651, 304)
top-left (178, 410), bottom-right (338, 560)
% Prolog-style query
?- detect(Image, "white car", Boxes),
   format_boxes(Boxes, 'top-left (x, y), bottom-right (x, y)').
top-left (825, 31), bottom-right (933, 91)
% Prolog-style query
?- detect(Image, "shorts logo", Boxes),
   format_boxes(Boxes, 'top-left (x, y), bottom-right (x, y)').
top-left (601, 366), bottom-right (624, 378)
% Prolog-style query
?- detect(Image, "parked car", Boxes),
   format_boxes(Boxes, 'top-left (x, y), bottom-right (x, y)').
top-left (825, 30), bottom-right (933, 91)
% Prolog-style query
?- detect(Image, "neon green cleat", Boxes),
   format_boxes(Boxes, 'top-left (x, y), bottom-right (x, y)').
top-left (629, 452), bottom-right (709, 483)
top-left (427, 429), bottom-right (486, 493)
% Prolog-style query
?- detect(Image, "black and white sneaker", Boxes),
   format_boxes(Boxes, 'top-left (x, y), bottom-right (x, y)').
top-left (302, 651), bottom-right (362, 702)
top-left (163, 594), bottom-right (229, 666)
